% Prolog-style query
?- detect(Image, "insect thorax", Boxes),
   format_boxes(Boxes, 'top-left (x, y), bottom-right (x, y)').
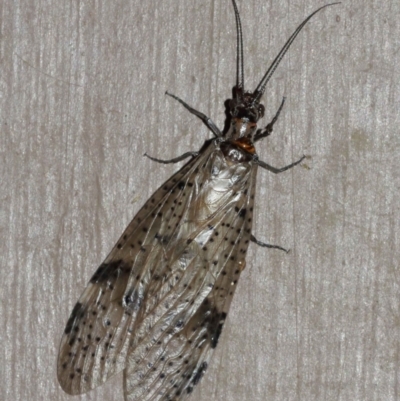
top-left (220, 113), bottom-right (259, 164)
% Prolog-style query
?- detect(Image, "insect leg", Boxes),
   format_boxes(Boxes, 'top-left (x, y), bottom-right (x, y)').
top-left (250, 234), bottom-right (289, 253)
top-left (256, 155), bottom-right (306, 174)
top-left (144, 151), bottom-right (199, 164)
top-left (166, 91), bottom-right (222, 138)
top-left (254, 97), bottom-right (286, 142)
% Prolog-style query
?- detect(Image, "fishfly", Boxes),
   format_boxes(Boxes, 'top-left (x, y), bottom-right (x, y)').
top-left (57, 1), bottom-right (338, 400)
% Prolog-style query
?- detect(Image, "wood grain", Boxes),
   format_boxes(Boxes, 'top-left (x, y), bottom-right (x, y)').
top-left (1, 0), bottom-right (399, 400)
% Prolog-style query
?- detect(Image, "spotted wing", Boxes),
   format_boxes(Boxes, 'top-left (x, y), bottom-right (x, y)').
top-left (57, 140), bottom-right (257, 399)
top-left (122, 151), bottom-right (258, 400)
top-left (57, 145), bottom-right (212, 394)
top-left (123, 257), bottom-right (249, 401)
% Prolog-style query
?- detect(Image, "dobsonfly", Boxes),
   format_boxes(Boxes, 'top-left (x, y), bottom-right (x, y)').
top-left (57, 1), bottom-right (339, 400)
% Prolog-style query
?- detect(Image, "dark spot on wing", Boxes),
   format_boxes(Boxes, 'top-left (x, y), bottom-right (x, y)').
top-left (155, 233), bottom-right (171, 244)
top-left (65, 303), bottom-right (86, 334)
top-left (188, 298), bottom-right (228, 350)
top-left (209, 310), bottom-right (227, 349)
top-left (191, 362), bottom-right (208, 386)
top-left (90, 259), bottom-right (131, 284)
top-left (123, 288), bottom-right (143, 311)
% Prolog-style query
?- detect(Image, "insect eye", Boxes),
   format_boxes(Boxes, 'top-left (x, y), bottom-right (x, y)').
top-left (228, 99), bottom-right (239, 116)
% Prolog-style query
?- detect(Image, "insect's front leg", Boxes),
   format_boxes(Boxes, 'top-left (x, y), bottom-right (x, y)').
top-left (166, 91), bottom-right (222, 138)
top-left (254, 97), bottom-right (286, 142)
top-left (254, 96), bottom-right (306, 172)
top-left (144, 151), bottom-right (199, 164)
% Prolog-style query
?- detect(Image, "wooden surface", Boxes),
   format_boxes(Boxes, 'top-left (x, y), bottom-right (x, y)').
top-left (1, 0), bottom-right (399, 400)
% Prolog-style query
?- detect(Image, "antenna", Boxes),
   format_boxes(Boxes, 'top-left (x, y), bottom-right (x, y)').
top-left (253, 3), bottom-right (340, 104)
top-left (231, 0), bottom-right (245, 91)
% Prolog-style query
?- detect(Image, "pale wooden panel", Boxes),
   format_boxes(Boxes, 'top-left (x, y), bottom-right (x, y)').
top-left (1, 0), bottom-right (399, 400)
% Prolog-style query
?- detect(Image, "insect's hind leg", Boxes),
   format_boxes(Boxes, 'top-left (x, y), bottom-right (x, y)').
top-left (250, 235), bottom-right (289, 253)
top-left (254, 97), bottom-right (286, 142)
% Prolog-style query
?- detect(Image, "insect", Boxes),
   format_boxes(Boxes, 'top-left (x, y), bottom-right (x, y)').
top-left (57, 1), bottom-right (338, 400)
